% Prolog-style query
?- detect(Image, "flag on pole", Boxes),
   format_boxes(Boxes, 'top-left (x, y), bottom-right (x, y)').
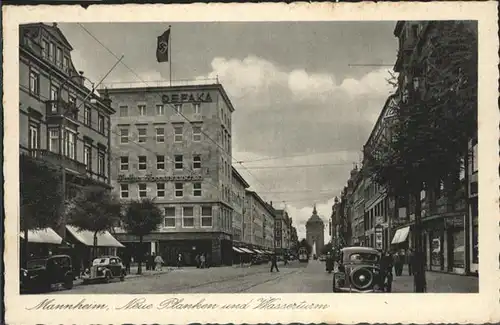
top-left (156, 28), bottom-right (170, 62)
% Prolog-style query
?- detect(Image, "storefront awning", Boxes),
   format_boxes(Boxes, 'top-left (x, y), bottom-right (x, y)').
top-left (239, 248), bottom-right (255, 254)
top-left (232, 247), bottom-right (245, 253)
top-left (66, 225), bottom-right (125, 248)
top-left (253, 249), bottom-right (264, 254)
top-left (19, 228), bottom-right (62, 244)
top-left (391, 226), bottom-right (410, 244)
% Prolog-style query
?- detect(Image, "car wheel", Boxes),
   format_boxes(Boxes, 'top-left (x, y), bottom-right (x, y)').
top-left (64, 276), bottom-right (73, 290)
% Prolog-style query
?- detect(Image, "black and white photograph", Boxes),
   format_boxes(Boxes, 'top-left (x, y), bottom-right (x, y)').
top-left (4, 2), bottom-right (499, 324)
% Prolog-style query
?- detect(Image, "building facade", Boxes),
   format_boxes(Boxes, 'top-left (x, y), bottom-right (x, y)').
top-left (19, 23), bottom-right (114, 240)
top-left (107, 83), bottom-right (235, 266)
top-left (231, 167), bottom-right (249, 243)
top-left (243, 191), bottom-right (275, 252)
top-left (390, 20), bottom-right (477, 275)
top-left (273, 208), bottom-right (291, 255)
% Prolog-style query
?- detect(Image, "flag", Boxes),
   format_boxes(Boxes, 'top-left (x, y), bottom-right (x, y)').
top-left (156, 28), bottom-right (170, 63)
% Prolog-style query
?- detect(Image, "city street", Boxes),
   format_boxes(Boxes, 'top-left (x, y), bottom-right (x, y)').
top-left (51, 260), bottom-right (478, 294)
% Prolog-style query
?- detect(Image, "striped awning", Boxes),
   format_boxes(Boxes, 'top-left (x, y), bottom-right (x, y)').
top-left (66, 225), bottom-right (124, 248)
top-left (232, 246), bottom-right (245, 253)
top-left (19, 228), bottom-right (62, 244)
top-left (239, 247), bottom-right (255, 254)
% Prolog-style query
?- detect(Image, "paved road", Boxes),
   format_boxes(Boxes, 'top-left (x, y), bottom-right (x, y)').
top-left (50, 260), bottom-right (477, 294)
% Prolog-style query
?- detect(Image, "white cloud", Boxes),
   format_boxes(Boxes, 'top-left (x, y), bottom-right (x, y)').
top-left (199, 55), bottom-right (393, 106)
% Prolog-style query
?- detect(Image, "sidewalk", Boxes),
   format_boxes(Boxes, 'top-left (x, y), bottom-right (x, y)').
top-left (392, 265), bottom-right (478, 293)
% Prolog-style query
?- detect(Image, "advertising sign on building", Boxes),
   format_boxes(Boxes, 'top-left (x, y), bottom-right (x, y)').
top-left (162, 92), bottom-right (213, 104)
top-left (117, 174), bottom-right (203, 183)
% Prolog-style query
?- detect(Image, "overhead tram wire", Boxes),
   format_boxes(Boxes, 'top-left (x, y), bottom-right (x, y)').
top-left (77, 23), bottom-right (273, 194)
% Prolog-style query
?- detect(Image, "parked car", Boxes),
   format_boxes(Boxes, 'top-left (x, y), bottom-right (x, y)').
top-left (20, 255), bottom-right (74, 293)
top-left (332, 246), bottom-right (384, 293)
top-left (82, 256), bottom-right (126, 284)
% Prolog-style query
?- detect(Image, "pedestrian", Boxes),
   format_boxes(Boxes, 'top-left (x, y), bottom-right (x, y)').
top-left (124, 254), bottom-right (131, 274)
top-left (145, 252), bottom-right (150, 271)
top-left (270, 253), bottom-right (279, 272)
top-left (284, 254), bottom-right (288, 266)
top-left (393, 251), bottom-right (402, 276)
top-left (379, 251), bottom-right (393, 292)
top-left (177, 253), bottom-right (183, 269)
top-left (408, 249), bottom-right (414, 276)
top-left (195, 254), bottom-right (200, 268)
top-left (200, 253), bottom-right (206, 269)
top-left (150, 253), bottom-right (156, 271)
top-left (154, 254), bottom-right (164, 271)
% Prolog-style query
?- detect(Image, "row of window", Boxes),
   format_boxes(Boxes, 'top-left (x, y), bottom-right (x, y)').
top-left (119, 124), bottom-right (201, 144)
top-left (220, 127), bottom-right (231, 153)
top-left (119, 182), bottom-right (202, 199)
top-left (40, 38), bottom-right (70, 73)
top-left (119, 155), bottom-right (202, 171)
top-left (29, 123), bottom-right (106, 175)
top-left (163, 206), bottom-right (213, 228)
top-left (28, 70), bottom-right (108, 136)
top-left (119, 103), bottom-right (202, 117)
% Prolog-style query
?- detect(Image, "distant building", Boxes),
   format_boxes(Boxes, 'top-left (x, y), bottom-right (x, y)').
top-left (231, 167), bottom-right (249, 243)
top-left (106, 82), bottom-right (235, 266)
top-left (306, 205), bottom-right (324, 254)
top-left (243, 191), bottom-right (275, 252)
top-left (273, 208), bottom-right (291, 255)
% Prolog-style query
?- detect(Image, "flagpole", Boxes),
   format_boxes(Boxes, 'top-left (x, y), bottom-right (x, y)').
top-left (169, 25), bottom-right (172, 86)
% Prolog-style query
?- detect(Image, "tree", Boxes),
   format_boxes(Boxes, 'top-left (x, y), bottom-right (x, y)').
top-left (298, 239), bottom-right (312, 255)
top-left (66, 186), bottom-right (122, 260)
top-left (121, 198), bottom-right (163, 275)
top-left (365, 21), bottom-right (477, 292)
top-left (20, 154), bottom-right (63, 268)
top-left (320, 242), bottom-right (334, 255)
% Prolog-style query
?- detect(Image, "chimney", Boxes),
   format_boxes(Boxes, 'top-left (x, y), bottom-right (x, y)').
top-left (53, 23), bottom-right (58, 28)
top-left (270, 201), bottom-right (273, 207)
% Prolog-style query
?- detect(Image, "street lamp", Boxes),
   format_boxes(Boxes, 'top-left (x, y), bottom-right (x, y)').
top-left (56, 71), bottom-right (97, 240)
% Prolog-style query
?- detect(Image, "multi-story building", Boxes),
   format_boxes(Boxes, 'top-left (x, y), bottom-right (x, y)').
top-left (243, 191), bottom-right (275, 252)
top-left (289, 223), bottom-right (298, 254)
top-left (273, 208), bottom-right (291, 255)
top-left (106, 82), bottom-right (235, 266)
top-left (362, 95), bottom-right (399, 250)
top-left (19, 23), bottom-right (115, 242)
top-left (389, 20), bottom-right (477, 275)
top-left (231, 167), bottom-right (249, 243)
top-left (341, 166), bottom-right (364, 246)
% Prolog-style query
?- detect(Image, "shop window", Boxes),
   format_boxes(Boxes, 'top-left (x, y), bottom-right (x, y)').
top-left (138, 183), bottom-right (147, 198)
top-left (182, 207), bottom-right (194, 228)
top-left (164, 207), bottom-right (176, 228)
top-left (201, 206), bottom-right (213, 227)
top-left (120, 184), bottom-right (129, 199)
top-left (138, 156), bottom-right (147, 170)
top-left (452, 229), bottom-right (465, 268)
top-left (120, 156), bottom-right (129, 171)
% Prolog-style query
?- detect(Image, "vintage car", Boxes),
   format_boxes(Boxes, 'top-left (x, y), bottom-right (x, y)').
top-left (20, 255), bottom-right (74, 293)
top-left (82, 256), bottom-right (126, 284)
top-left (332, 246), bottom-right (384, 293)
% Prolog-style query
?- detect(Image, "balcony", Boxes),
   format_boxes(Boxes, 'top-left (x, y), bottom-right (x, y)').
top-left (45, 99), bottom-right (79, 121)
top-left (30, 149), bottom-right (87, 175)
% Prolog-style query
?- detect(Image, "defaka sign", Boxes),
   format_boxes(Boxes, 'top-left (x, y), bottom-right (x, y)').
top-left (117, 174), bottom-right (203, 183)
top-left (162, 92), bottom-right (213, 104)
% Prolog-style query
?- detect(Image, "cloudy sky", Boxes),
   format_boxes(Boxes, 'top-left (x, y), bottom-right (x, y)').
top-left (58, 22), bottom-right (398, 242)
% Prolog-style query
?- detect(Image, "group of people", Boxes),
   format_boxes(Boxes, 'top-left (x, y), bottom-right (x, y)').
top-left (378, 248), bottom-right (416, 292)
top-left (145, 252), bottom-right (165, 271)
top-left (194, 253), bottom-right (208, 269)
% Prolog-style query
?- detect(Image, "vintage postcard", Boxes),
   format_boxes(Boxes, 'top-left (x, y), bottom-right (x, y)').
top-left (3, 2), bottom-right (499, 324)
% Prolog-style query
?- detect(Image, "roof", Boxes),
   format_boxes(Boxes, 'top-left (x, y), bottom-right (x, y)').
top-left (232, 167), bottom-right (250, 188)
top-left (245, 190), bottom-right (275, 216)
top-left (341, 246), bottom-right (380, 254)
top-left (21, 23), bottom-right (74, 51)
top-left (306, 206), bottom-right (324, 225)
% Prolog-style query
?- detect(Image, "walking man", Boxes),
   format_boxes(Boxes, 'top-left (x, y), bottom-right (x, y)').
top-left (154, 254), bottom-right (164, 271)
top-left (177, 253), bottom-right (183, 269)
top-left (200, 253), bottom-right (206, 269)
top-left (270, 253), bottom-right (279, 272)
